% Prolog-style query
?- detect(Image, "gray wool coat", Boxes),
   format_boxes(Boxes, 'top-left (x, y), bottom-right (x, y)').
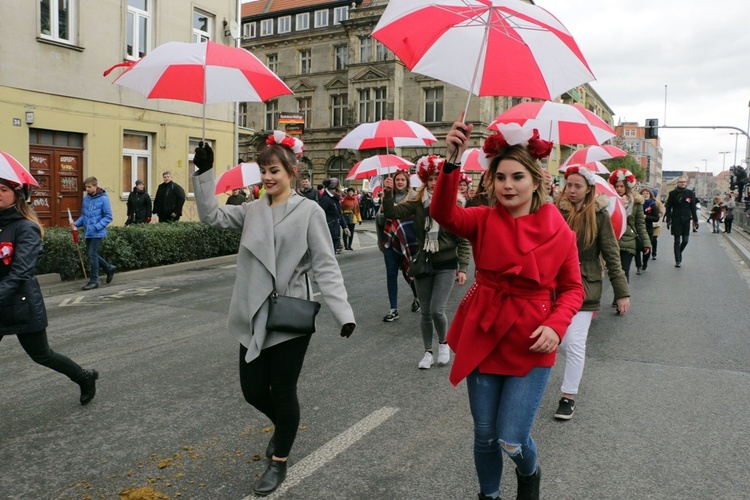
top-left (193, 171), bottom-right (355, 363)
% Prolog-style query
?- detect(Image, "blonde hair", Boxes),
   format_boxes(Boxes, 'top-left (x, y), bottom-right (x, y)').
top-left (486, 145), bottom-right (546, 213)
top-left (556, 173), bottom-right (597, 250)
top-left (14, 192), bottom-right (44, 237)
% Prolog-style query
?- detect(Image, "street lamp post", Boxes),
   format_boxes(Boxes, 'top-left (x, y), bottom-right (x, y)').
top-left (719, 151), bottom-right (731, 198)
top-left (701, 159), bottom-right (708, 199)
top-left (731, 132), bottom-right (740, 166)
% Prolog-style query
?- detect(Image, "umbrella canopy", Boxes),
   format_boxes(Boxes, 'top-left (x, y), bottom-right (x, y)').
top-left (214, 162), bottom-right (261, 195)
top-left (593, 175), bottom-right (626, 239)
top-left (335, 120), bottom-right (437, 150)
top-left (460, 148), bottom-right (491, 172)
top-left (346, 155), bottom-right (414, 180)
top-left (372, 0), bottom-right (595, 103)
top-left (0, 152), bottom-right (39, 186)
top-left (561, 145), bottom-right (627, 168)
top-left (559, 161), bottom-right (610, 175)
top-left (489, 101), bottom-right (616, 145)
top-left (410, 174), bottom-right (423, 189)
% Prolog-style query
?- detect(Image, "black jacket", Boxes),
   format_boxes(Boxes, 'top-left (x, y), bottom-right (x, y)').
top-left (126, 188), bottom-right (152, 224)
top-left (319, 190), bottom-right (347, 240)
top-left (299, 187), bottom-right (321, 203)
top-left (153, 181), bottom-right (186, 219)
top-left (0, 208), bottom-right (48, 335)
top-left (665, 187), bottom-right (698, 232)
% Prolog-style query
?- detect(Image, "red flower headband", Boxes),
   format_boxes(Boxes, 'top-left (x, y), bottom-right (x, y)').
top-left (563, 165), bottom-right (597, 186)
top-left (266, 130), bottom-right (304, 155)
top-left (459, 173), bottom-right (473, 186)
top-left (482, 127), bottom-right (553, 161)
top-left (416, 155), bottom-right (444, 184)
top-left (608, 168), bottom-right (636, 189)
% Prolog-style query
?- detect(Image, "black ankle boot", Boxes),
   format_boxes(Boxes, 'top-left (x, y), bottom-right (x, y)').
top-left (265, 433), bottom-right (276, 459)
top-left (516, 466), bottom-right (541, 500)
top-left (253, 459), bottom-right (287, 496)
top-left (78, 369), bottom-right (99, 406)
top-left (478, 493), bottom-right (500, 499)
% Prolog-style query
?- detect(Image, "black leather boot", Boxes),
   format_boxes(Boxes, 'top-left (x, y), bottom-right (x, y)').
top-left (478, 493), bottom-right (500, 499)
top-left (78, 369), bottom-right (99, 406)
top-left (516, 466), bottom-right (541, 500)
top-left (265, 433), bottom-right (276, 459)
top-left (253, 459), bottom-right (287, 496)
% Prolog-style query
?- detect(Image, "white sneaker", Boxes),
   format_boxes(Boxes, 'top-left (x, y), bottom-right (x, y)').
top-left (437, 344), bottom-right (451, 365)
top-left (418, 351), bottom-right (434, 370)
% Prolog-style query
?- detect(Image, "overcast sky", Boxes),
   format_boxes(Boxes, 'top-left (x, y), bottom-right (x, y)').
top-left (535, 0), bottom-right (750, 175)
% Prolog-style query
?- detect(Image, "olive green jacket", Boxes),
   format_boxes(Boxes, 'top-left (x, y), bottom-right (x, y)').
top-left (619, 192), bottom-right (651, 255)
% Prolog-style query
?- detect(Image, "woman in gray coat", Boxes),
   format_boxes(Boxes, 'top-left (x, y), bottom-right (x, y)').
top-left (192, 135), bottom-right (355, 497)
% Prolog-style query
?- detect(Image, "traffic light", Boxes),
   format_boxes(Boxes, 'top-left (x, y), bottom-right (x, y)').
top-left (645, 119), bottom-right (658, 139)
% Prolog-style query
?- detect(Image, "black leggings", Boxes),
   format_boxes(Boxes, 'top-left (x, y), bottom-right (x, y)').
top-left (0, 329), bottom-right (84, 382)
top-left (239, 335), bottom-right (311, 458)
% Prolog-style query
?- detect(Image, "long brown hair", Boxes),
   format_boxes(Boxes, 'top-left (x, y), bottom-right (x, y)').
top-left (392, 170), bottom-right (414, 205)
top-left (556, 173), bottom-right (596, 250)
top-left (486, 144), bottom-right (546, 213)
top-left (12, 191), bottom-right (44, 237)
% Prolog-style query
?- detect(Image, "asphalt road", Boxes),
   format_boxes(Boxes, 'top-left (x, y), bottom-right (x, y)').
top-left (3, 223), bottom-right (750, 499)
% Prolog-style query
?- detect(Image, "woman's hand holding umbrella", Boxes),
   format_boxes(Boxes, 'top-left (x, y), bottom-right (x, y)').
top-left (194, 142), bottom-right (214, 174)
top-left (445, 111), bottom-right (473, 170)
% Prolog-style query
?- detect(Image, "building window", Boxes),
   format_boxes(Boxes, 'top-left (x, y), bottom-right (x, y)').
top-left (424, 87), bottom-right (444, 122)
top-left (298, 97), bottom-right (312, 129)
top-left (375, 40), bottom-right (388, 61)
top-left (331, 94), bottom-right (348, 127)
top-left (314, 9), bottom-right (328, 28)
top-left (266, 100), bottom-right (280, 130)
top-left (238, 102), bottom-right (248, 128)
top-left (300, 49), bottom-right (311, 74)
top-left (266, 53), bottom-right (278, 73)
top-left (192, 10), bottom-right (212, 42)
top-left (359, 89), bottom-right (372, 123)
top-left (122, 132), bottom-right (152, 198)
top-left (126, 0), bottom-right (151, 59)
top-left (374, 87), bottom-right (387, 121)
top-left (40, 0), bottom-right (76, 43)
top-left (188, 138), bottom-right (214, 195)
top-left (242, 22), bottom-right (256, 39)
top-left (335, 45), bottom-right (348, 71)
top-left (359, 36), bottom-right (372, 63)
top-left (260, 18), bottom-right (273, 37)
top-left (296, 12), bottom-right (309, 31)
top-left (333, 6), bottom-right (348, 24)
top-left (278, 16), bottom-right (291, 34)
top-left (328, 156), bottom-right (347, 178)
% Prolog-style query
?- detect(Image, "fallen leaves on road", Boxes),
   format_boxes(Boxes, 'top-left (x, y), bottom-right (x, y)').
top-left (119, 486), bottom-right (169, 499)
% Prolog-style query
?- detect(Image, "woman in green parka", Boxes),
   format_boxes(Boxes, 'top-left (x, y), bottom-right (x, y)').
top-left (552, 166), bottom-right (631, 420)
top-left (609, 168), bottom-right (651, 281)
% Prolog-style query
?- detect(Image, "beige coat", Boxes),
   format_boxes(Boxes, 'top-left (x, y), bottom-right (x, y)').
top-left (651, 198), bottom-right (665, 237)
top-left (193, 171), bottom-right (355, 363)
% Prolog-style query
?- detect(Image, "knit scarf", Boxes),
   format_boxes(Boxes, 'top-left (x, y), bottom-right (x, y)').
top-left (622, 194), bottom-right (633, 217)
top-left (422, 189), bottom-right (440, 253)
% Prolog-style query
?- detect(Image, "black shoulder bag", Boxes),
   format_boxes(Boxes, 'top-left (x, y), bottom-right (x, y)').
top-left (266, 274), bottom-right (321, 335)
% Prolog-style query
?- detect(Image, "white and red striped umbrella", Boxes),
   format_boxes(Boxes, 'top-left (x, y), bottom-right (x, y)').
top-left (372, 0), bottom-right (595, 106)
top-left (460, 148), bottom-right (491, 172)
top-left (594, 175), bottom-right (626, 239)
top-left (561, 145), bottom-right (627, 168)
top-left (214, 162), bottom-right (261, 195)
top-left (489, 101), bottom-right (616, 145)
top-left (0, 151), bottom-right (39, 186)
top-left (346, 155), bottom-right (414, 180)
top-left (559, 161), bottom-right (610, 175)
top-left (335, 120), bottom-right (437, 150)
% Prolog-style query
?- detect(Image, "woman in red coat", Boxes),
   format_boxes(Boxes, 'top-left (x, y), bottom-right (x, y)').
top-left (431, 116), bottom-right (584, 500)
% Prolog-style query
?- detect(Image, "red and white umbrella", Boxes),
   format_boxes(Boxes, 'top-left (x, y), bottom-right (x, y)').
top-left (335, 120), bottom-right (437, 150)
top-left (214, 162), bottom-right (261, 195)
top-left (0, 152), bottom-right (39, 186)
top-left (593, 175), bottom-right (626, 239)
top-left (561, 145), bottom-right (628, 168)
top-left (346, 155), bottom-right (413, 180)
top-left (559, 161), bottom-right (610, 175)
top-left (105, 41), bottom-right (292, 140)
top-left (372, 0), bottom-right (595, 112)
top-left (460, 148), bottom-right (491, 172)
top-left (489, 101), bottom-right (616, 145)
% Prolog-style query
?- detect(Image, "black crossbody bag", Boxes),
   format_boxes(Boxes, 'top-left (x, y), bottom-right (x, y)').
top-left (266, 274), bottom-right (321, 335)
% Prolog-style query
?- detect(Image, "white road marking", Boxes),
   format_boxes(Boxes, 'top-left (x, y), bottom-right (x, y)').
top-left (220, 264), bottom-right (237, 269)
top-left (241, 406), bottom-right (399, 499)
top-left (58, 296), bottom-right (85, 307)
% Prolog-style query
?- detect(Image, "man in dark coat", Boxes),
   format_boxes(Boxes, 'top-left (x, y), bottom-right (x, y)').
top-left (126, 180), bottom-right (152, 224)
top-left (664, 176), bottom-right (699, 268)
top-left (226, 188), bottom-right (247, 206)
top-left (298, 174), bottom-right (321, 203)
top-left (153, 170), bottom-right (186, 223)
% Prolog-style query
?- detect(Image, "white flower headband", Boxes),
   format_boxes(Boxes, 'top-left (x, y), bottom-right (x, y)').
top-left (266, 130), bottom-right (304, 155)
top-left (564, 165), bottom-right (597, 186)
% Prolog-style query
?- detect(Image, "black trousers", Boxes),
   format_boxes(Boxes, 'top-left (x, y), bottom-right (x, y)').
top-left (0, 329), bottom-right (84, 382)
top-left (672, 221), bottom-right (691, 263)
top-left (239, 335), bottom-right (311, 458)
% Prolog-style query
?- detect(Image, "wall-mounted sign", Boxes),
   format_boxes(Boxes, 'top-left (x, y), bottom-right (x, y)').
top-left (12, 118), bottom-right (21, 126)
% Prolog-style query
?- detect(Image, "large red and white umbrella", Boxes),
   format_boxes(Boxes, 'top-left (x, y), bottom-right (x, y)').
top-left (346, 155), bottom-right (414, 180)
top-left (105, 41), bottom-right (292, 140)
top-left (559, 161), bottom-right (610, 175)
top-left (593, 175), bottom-right (626, 239)
top-left (372, 0), bottom-right (595, 112)
top-left (460, 148), bottom-right (491, 172)
top-left (214, 162), bottom-right (261, 195)
top-left (0, 152), bottom-right (39, 187)
top-left (561, 145), bottom-right (627, 168)
top-left (335, 120), bottom-right (437, 150)
top-left (489, 101), bottom-right (616, 145)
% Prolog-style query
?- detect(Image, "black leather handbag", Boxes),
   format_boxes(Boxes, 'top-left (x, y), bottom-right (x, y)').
top-left (266, 274), bottom-right (321, 335)
top-left (408, 251), bottom-right (433, 278)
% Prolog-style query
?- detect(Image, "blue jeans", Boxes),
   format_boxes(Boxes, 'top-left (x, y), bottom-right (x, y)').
top-left (466, 367), bottom-right (551, 497)
top-left (383, 247), bottom-right (416, 310)
top-left (85, 238), bottom-right (112, 283)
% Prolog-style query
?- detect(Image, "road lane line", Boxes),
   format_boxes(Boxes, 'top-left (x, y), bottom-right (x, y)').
top-left (241, 406), bottom-right (399, 499)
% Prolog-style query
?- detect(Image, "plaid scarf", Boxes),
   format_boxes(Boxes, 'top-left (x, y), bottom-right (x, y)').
top-left (384, 216), bottom-right (419, 267)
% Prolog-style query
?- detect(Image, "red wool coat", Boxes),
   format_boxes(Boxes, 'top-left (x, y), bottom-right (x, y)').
top-left (431, 170), bottom-right (584, 386)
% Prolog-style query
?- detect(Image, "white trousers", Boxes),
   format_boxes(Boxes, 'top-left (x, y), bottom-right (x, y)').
top-left (558, 310), bottom-right (595, 395)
